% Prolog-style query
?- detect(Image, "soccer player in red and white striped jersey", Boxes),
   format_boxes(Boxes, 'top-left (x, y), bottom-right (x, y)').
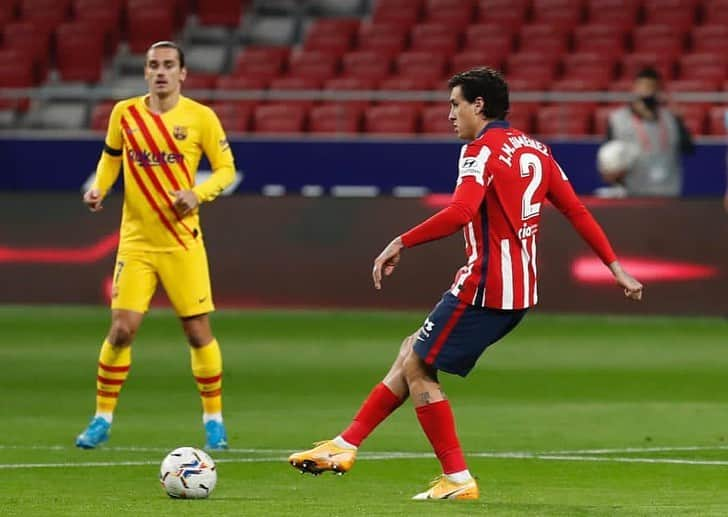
top-left (289, 68), bottom-right (643, 500)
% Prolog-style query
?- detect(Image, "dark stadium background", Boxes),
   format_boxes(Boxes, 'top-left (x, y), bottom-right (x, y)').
top-left (1, 2), bottom-right (728, 514)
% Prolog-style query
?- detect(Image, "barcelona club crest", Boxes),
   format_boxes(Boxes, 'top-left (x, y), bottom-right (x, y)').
top-left (173, 125), bottom-right (188, 140)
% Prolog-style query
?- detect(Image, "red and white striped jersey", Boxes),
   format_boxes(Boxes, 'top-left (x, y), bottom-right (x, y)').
top-left (402, 120), bottom-right (616, 310)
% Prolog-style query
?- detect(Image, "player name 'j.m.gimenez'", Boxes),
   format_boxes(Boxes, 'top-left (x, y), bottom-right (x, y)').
top-left (497, 135), bottom-right (550, 166)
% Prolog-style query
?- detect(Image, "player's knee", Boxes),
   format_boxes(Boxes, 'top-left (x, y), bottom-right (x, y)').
top-left (185, 332), bottom-right (212, 348)
top-left (183, 325), bottom-right (213, 348)
top-left (396, 334), bottom-right (415, 361)
top-left (181, 315), bottom-right (212, 348)
top-left (108, 322), bottom-right (136, 346)
top-left (402, 349), bottom-right (426, 383)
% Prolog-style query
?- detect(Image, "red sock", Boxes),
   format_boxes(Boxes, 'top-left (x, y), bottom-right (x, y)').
top-left (340, 383), bottom-right (403, 447)
top-left (415, 400), bottom-right (468, 474)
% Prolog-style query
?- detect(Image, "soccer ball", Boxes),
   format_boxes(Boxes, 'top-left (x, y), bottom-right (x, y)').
top-left (596, 140), bottom-right (640, 176)
top-left (160, 447), bottom-right (217, 499)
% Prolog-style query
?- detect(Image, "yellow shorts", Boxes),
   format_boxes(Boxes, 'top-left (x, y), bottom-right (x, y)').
top-left (110, 244), bottom-right (215, 317)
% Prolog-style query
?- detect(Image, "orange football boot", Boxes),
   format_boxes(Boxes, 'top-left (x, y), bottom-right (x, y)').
top-left (412, 475), bottom-right (480, 500)
top-left (288, 440), bottom-right (357, 475)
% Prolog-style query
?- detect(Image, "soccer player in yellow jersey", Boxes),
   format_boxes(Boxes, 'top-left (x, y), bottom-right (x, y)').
top-left (75, 41), bottom-right (235, 450)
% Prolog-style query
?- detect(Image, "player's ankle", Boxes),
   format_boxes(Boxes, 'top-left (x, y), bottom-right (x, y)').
top-left (203, 412), bottom-right (223, 424)
top-left (94, 412), bottom-right (113, 424)
top-left (445, 470), bottom-right (473, 484)
top-left (332, 435), bottom-right (358, 450)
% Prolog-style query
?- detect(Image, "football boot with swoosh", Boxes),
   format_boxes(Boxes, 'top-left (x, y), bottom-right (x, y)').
top-left (288, 440), bottom-right (357, 475)
top-left (412, 475), bottom-right (480, 500)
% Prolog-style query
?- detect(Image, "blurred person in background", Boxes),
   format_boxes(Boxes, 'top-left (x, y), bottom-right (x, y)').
top-left (75, 41), bottom-right (235, 451)
top-left (602, 67), bottom-right (694, 196)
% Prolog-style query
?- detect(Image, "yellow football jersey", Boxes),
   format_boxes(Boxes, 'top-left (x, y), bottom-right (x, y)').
top-left (93, 95), bottom-right (235, 251)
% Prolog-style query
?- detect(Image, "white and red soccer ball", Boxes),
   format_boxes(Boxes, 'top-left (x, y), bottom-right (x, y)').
top-left (160, 446), bottom-right (217, 499)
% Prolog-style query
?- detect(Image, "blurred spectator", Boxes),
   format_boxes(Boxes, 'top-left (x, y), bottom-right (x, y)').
top-left (724, 110), bottom-right (728, 213)
top-left (603, 67), bottom-right (694, 196)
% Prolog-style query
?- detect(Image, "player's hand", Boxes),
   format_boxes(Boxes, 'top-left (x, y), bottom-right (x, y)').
top-left (83, 188), bottom-right (104, 212)
top-left (609, 261), bottom-right (643, 301)
top-left (372, 237), bottom-right (404, 290)
top-left (169, 189), bottom-right (199, 216)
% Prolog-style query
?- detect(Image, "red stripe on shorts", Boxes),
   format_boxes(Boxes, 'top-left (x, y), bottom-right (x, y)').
top-left (425, 301), bottom-right (467, 364)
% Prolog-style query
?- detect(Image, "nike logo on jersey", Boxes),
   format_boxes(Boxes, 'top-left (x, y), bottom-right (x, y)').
top-left (198, 296), bottom-right (208, 303)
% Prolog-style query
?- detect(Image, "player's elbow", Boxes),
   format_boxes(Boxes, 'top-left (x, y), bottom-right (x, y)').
top-left (215, 165), bottom-right (236, 187)
top-left (453, 212), bottom-right (472, 227)
top-left (559, 202), bottom-right (587, 221)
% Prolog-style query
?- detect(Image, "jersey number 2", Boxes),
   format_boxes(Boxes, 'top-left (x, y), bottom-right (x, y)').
top-left (519, 152), bottom-right (542, 220)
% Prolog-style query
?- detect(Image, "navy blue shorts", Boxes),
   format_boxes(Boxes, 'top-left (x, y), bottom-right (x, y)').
top-left (413, 292), bottom-right (528, 377)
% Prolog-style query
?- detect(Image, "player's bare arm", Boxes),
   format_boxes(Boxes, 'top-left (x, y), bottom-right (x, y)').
top-left (169, 189), bottom-right (199, 216)
top-left (83, 188), bottom-right (104, 212)
top-left (372, 236), bottom-right (404, 290)
top-left (609, 261), bottom-right (644, 301)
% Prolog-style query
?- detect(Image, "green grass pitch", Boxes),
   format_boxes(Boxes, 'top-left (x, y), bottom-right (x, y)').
top-left (1, 306), bottom-right (727, 516)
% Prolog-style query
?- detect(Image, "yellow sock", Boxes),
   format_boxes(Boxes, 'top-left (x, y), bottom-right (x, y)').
top-left (190, 339), bottom-right (223, 416)
top-left (96, 340), bottom-right (131, 416)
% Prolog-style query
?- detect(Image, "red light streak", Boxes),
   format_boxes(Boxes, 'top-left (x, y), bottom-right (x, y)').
top-left (0, 232), bottom-right (119, 264)
top-left (572, 256), bottom-right (720, 283)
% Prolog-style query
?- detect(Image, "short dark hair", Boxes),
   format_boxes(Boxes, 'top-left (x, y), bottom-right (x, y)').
top-left (635, 66), bottom-right (661, 82)
top-left (147, 40), bottom-right (185, 68)
top-left (448, 67), bottom-right (510, 119)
